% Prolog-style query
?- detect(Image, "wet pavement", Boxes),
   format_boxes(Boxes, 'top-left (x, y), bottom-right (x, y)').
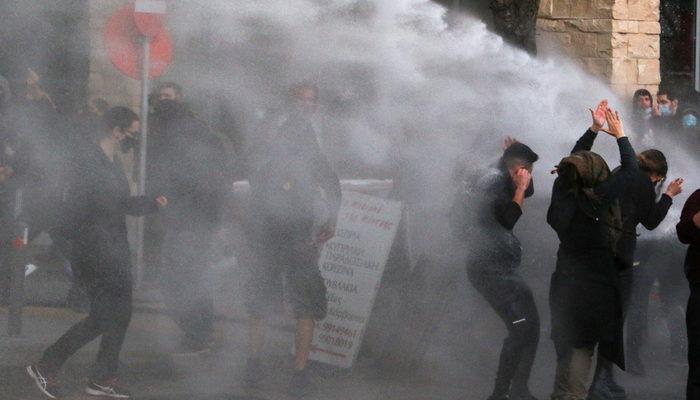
top-left (0, 293), bottom-right (688, 400)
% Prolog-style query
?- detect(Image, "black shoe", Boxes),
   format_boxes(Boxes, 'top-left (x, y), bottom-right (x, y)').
top-left (288, 369), bottom-right (316, 398)
top-left (487, 395), bottom-right (509, 400)
top-left (244, 358), bottom-right (265, 388)
top-left (26, 364), bottom-right (63, 399)
top-left (85, 378), bottom-right (131, 398)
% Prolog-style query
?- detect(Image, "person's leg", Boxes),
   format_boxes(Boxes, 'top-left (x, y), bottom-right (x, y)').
top-left (509, 281), bottom-right (540, 399)
top-left (687, 283), bottom-right (700, 400)
top-left (469, 273), bottom-right (539, 399)
top-left (38, 285), bottom-right (103, 375)
top-left (551, 341), bottom-right (572, 400)
top-left (626, 264), bottom-right (655, 375)
top-left (568, 346), bottom-right (595, 400)
top-left (90, 285), bottom-right (133, 382)
top-left (287, 242), bottom-right (326, 396)
top-left (294, 319), bottom-right (315, 371)
top-left (160, 230), bottom-right (214, 350)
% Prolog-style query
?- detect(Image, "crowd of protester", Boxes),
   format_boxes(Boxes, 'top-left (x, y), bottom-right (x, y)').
top-left (0, 67), bottom-right (699, 400)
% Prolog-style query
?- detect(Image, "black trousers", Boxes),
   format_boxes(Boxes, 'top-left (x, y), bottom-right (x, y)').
top-left (628, 241), bottom-right (688, 360)
top-left (687, 283), bottom-right (700, 400)
top-left (159, 229), bottom-right (214, 345)
top-left (39, 281), bottom-right (132, 380)
top-left (469, 271), bottom-right (540, 396)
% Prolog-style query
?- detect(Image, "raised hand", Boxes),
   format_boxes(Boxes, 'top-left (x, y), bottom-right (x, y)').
top-left (513, 168), bottom-right (532, 191)
top-left (589, 100), bottom-right (608, 132)
top-left (601, 108), bottom-right (626, 138)
top-left (664, 178), bottom-right (684, 198)
top-left (502, 136), bottom-right (518, 151)
top-left (155, 195), bottom-right (168, 208)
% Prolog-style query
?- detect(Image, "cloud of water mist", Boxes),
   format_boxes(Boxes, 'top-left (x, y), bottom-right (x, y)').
top-left (165, 0), bottom-right (690, 187)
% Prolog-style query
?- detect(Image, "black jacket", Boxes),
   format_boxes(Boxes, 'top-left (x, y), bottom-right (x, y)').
top-left (69, 143), bottom-right (157, 290)
top-left (678, 189), bottom-right (700, 283)
top-left (547, 134), bottom-right (638, 368)
top-left (460, 166), bottom-right (533, 276)
top-left (148, 104), bottom-right (228, 233)
top-left (571, 129), bottom-right (673, 267)
top-left (247, 110), bottom-right (341, 240)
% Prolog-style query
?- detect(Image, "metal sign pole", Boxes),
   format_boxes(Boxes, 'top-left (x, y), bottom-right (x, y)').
top-left (7, 189), bottom-right (26, 337)
top-left (135, 37), bottom-right (151, 288)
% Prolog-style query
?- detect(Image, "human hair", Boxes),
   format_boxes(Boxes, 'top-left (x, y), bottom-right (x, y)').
top-left (632, 89), bottom-right (653, 110)
top-left (102, 106), bottom-right (139, 133)
top-left (501, 142), bottom-right (539, 170)
top-left (657, 86), bottom-right (676, 100)
top-left (157, 81), bottom-right (183, 98)
top-left (90, 98), bottom-right (109, 115)
top-left (638, 149), bottom-right (668, 178)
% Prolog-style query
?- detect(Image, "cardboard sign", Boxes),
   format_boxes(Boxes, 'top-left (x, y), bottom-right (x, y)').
top-left (308, 191), bottom-right (402, 368)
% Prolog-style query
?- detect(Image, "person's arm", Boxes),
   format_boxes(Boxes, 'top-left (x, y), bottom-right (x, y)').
top-left (639, 179), bottom-right (673, 230)
top-left (124, 196), bottom-right (161, 216)
top-left (495, 199), bottom-right (522, 230)
top-left (594, 108), bottom-right (638, 204)
top-left (571, 129), bottom-right (598, 154)
top-left (547, 177), bottom-right (577, 237)
top-left (677, 190), bottom-right (700, 245)
top-left (571, 100), bottom-right (607, 153)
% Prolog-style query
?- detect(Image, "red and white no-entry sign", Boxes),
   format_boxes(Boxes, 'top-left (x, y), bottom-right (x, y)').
top-left (104, 1), bottom-right (173, 80)
top-left (134, 0), bottom-right (167, 38)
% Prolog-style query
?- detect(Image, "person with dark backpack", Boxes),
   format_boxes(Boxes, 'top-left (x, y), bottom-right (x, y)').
top-left (454, 137), bottom-right (540, 400)
top-left (547, 106), bottom-right (638, 400)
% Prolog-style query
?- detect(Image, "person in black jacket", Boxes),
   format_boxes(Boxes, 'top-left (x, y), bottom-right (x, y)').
top-left (568, 101), bottom-right (684, 400)
top-left (149, 82), bottom-right (228, 353)
top-left (547, 106), bottom-right (638, 400)
top-left (243, 83), bottom-right (341, 397)
top-left (459, 138), bottom-right (539, 400)
top-left (26, 107), bottom-right (167, 399)
top-left (678, 189), bottom-right (700, 400)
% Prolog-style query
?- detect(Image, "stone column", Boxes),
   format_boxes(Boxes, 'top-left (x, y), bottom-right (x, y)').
top-left (536, 0), bottom-right (661, 99)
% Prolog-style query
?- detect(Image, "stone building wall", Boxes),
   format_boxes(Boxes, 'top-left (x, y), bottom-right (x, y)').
top-left (536, 0), bottom-right (661, 98)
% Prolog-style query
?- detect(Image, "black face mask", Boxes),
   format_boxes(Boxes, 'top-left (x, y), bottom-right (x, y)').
top-left (154, 99), bottom-right (181, 116)
top-left (120, 134), bottom-right (139, 154)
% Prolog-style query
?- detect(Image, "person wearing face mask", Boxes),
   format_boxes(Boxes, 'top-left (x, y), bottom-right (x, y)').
top-left (570, 101), bottom-right (684, 399)
top-left (148, 82), bottom-right (228, 354)
top-left (26, 107), bottom-right (167, 400)
top-left (631, 89), bottom-right (656, 146)
top-left (676, 108), bottom-right (700, 148)
top-left (453, 137), bottom-right (539, 400)
top-left (652, 88), bottom-right (680, 134)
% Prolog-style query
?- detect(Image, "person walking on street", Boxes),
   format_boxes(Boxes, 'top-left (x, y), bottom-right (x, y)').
top-left (26, 107), bottom-right (167, 399)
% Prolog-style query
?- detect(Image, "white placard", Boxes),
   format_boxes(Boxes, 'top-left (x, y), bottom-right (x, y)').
top-left (308, 191), bottom-right (402, 368)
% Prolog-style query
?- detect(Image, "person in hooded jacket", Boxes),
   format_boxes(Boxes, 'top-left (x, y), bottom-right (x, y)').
top-left (148, 82), bottom-right (228, 353)
top-left (455, 137), bottom-right (539, 400)
top-left (547, 106), bottom-right (638, 400)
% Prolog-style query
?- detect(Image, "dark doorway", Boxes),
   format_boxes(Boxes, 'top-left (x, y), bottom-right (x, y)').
top-left (0, 0), bottom-right (90, 114)
top-left (660, 0), bottom-right (697, 101)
